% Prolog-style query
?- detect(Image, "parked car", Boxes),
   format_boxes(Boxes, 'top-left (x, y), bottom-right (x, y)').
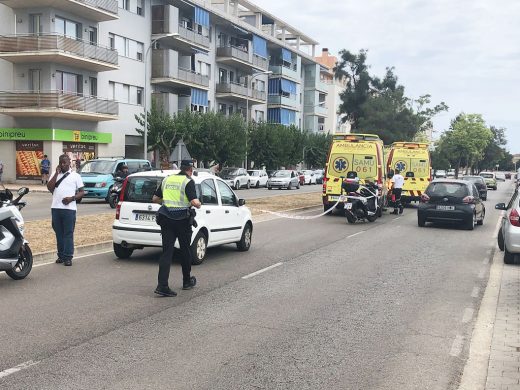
top-left (505, 172), bottom-right (512, 180)
top-left (496, 172), bottom-right (506, 182)
top-left (497, 190), bottom-right (520, 264)
top-left (247, 169), bottom-right (269, 188)
top-left (302, 170), bottom-right (317, 185)
top-left (267, 170), bottom-right (301, 190)
top-left (79, 158), bottom-right (151, 203)
top-left (112, 171), bottom-right (253, 264)
top-left (417, 179), bottom-right (485, 230)
top-left (434, 170), bottom-right (447, 178)
top-left (313, 169), bottom-right (324, 184)
top-left (461, 175), bottom-right (488, 200)
top-left (479, 172), bottom-right (498, 190)
top-left (219, 167), bottom-right (251, 190)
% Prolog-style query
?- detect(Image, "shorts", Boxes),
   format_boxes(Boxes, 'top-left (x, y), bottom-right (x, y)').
top-left (42, 169), bottom-right (49, 174)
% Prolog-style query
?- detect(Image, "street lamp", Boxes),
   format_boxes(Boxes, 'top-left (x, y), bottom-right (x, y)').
top-left (245, 70), bottom-right (272, 168)
top-left (143, 33), bottom-right (176, 160)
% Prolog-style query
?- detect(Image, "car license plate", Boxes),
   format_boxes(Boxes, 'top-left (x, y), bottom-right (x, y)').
top-left (436, 205), bottom-right (455, 210)
top-left (135, 213), bottom-right (156, 222)
top-left (329, 196), bottom-right (340, 201)
top-left (345, 203), bottom-right (353, 210)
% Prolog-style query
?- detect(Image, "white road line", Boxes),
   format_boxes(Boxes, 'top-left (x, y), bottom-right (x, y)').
top-left (471, 287), bottom-right (479, 298)
top-left (482, 257), bottom-right (489, 265)
top-left (242, 262), bottom-right (283, 280)
top-left (450, 335), bottom-right (465, 357)
top-left (33, 249), bottom-right (114, 268)
top-left (478, 268), bottom-right (486, 279)
top-left (347, 231), bottom-right (365, 239)
top-left (462, 308), bottom-right (474, 323)
top-left (394, 217), bottom-right (402, 221)
top-left (0, 360), bottom-right (39, 379)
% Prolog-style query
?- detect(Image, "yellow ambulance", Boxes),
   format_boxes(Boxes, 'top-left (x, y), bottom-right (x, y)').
top-left (386, 142), bottom-right (431, 204)
top-left (322, 134), bottom-right (385, 213)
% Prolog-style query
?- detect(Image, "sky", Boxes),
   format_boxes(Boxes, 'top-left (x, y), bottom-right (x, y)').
top-left (255, 0), bottom-right (520, 153)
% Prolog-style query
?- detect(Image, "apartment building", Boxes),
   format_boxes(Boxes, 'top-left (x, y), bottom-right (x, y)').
top-left (0, 0), bottom-right (326, 182)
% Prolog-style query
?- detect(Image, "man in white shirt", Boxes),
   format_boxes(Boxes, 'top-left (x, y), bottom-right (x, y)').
top-left (391, 169), bottom-right (405, 215)
top-left (47, 154), bottom-right (85, 266)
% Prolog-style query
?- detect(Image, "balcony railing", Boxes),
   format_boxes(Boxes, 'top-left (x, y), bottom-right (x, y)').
top-left (0, 90), bottom-right (118, 116)
top-left (252, 54), bottom-right (268, 70)
top-left (216, 83), bottom-right (266, 101)
top-left (152, 16), bottom-right (210, 49)
top-left (79, 0), bottom-right (118, 14)
top-left (0, 34), bottom-right (118, 66)
top-left (0, 0), bottom-right (118, 19)
top-left (178, 24), bottom-right (210, 48)
top-left (217, 45), bottom-right (249, 62)
top-left (153, 63), bottom-right (210, 88)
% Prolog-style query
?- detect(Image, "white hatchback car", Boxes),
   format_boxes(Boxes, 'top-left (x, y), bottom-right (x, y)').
top-left (302, 170), bottom-right (317, 185)
top-left (112, 171), bottom-right (253, 264)
top-left (247, 169), bottom-right (269, 188)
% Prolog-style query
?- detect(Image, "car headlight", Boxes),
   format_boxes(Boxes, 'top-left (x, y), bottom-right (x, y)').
top-left (95, 182), bottom-right (107, 188)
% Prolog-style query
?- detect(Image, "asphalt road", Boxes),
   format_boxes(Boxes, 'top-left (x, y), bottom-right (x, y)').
top-left (0, 181), bottom-right (513, 389)
top-left (21, 183), bottom-right (323, 221)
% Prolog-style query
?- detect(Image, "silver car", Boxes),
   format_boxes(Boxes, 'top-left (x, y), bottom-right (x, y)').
top-left (267, 170), bottom-right (301, 190)
top-left (496, 190), bottom-right (520, 264)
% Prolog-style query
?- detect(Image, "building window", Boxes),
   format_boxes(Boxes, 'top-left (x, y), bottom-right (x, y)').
top-left (109, 81), bottom-right (115, 100)
top-left (228, 106), bottom-right (234, 116)
top-left (137, 0), bottom-right (143, 15)
top-left (118, 0), bottom-right (129, 10)
top-left (219, 103), bottom-right (226, 114)
top-left (55, 16), bottom-right (81, 39)
top-left (56, 71), bottom-right (82, 95)
top-left (109, 81), bottom-right (143, 105)
top-left (137, 88), bottom-right (143, 105)
top-left (89, 77), bottom-right (97, 97)
top-left (255, 110), bottom-right (264, 122)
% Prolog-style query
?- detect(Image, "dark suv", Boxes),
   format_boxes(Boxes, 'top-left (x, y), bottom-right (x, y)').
top-left (461, 176), bottom-right (488, 200)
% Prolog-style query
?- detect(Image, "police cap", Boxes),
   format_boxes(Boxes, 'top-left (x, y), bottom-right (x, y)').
top-left (180, 160), bottom-right (194, 169)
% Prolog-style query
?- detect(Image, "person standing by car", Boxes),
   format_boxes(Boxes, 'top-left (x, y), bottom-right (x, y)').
top-left (41, 155), bottom-right (51, 185)
top-left (47, 154), bottom-right (85, 266)
top-left (152, 160), bottom-right (201, 297)
top-left (391, 169), bottom-right (405, 214)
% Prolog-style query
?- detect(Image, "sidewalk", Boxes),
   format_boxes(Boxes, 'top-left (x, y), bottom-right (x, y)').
top-left (2, 181), bottom-right (49, 193)
top-left (486, 259), bottom-right (520, 390)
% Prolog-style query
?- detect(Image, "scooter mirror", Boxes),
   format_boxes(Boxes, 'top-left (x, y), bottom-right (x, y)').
top-left (17, 187), bottom-right (29, 196)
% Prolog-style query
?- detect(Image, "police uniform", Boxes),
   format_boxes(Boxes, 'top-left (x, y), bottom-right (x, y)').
top-left (154, 167), bottom-right (198, 293)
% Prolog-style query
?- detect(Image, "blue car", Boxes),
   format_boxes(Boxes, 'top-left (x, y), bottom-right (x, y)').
top-left (79, 158), bottom-right (152, 202)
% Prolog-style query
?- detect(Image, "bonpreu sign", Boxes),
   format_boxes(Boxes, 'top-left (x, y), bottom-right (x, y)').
top-left (0, 128), bottom-right (112, 143)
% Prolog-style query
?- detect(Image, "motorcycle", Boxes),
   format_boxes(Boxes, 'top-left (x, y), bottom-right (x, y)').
top-left (108, 177), bottom-right (125, 209)
top-left (0, 186), bottom-right (33, 280)
top-left (342, 178), bottom-right (380, 224)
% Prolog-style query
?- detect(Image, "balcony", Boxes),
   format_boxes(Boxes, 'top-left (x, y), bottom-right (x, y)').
top-left (0, 34), bottom-right (118, 72)
top-left (0, 90), bottom-right (118, 121)
top-left (152, 66), bottom-right (209, 90)
top-left (215, 83), bottom-right (266, 104)
top-left (267, 94), bottom-right (299, 109)
top-left (216, 46), bottom-right (268, 72)
top-left (305, 77), bottom-right (329, 93)
top-left (269, 64), bottom-right (299, 81)
top-left (304, 104), bottom-right (328, 117)
top-left (0, 0), bottom-right (118, 22)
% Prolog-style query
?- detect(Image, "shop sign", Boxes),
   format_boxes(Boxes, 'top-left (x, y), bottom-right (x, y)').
top-left (15, 141), bottom-right (44, 180)
top-left (0, 128), bottom-right (112, 143)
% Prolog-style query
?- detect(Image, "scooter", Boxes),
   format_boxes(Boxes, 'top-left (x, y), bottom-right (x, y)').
top-left (108, 177), bottom-right (124, 209)
top-left (342, 179), bottom-right (380, 224)
top-left (0, 186), bottom-right (33, 280)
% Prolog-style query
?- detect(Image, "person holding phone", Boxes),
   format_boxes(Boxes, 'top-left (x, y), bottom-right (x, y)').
top-left (47, 154), bottom-right (85, 266)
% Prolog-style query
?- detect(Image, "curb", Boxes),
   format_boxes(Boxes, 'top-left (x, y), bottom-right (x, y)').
top-left (30, 204), bottom-right (323, 264)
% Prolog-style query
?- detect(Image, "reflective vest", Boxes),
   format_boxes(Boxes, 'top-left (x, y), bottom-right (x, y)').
top-left (161, 174), bottom-right (191, 208)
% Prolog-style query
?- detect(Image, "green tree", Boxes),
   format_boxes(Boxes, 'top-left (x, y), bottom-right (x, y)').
top-left (302, 131), bottom-right (332, 168)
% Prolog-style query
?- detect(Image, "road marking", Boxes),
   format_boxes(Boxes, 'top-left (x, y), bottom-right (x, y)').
top-left (33, 250), bottom-right (114, 268)
top-left (394, 217), bottom-right (402, 221)
top-left (450, 335), bottom-right (465, 357)
top-left (242, 262), bottom-right (283, 280)
top-left (347, 231), bottom-right (365, 239)
top-left (471, 287), bottom-right (479, 298)
top-left (482, 257), bottom-right (489, 265)
top-left (0, 360), bottom-right (39, 379)
top-left (478, 268), bottom-right (486, 279)
top-left (462, 308), bottom-right (474, 323)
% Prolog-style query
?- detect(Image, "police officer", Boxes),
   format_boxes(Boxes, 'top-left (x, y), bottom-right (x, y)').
top-left (152, 160), bottom-right (201, 297)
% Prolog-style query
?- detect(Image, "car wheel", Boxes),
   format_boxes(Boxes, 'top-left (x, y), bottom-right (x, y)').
top-left (494, 186), bottom-right (497, 190)
top-left (498, 227), bottom-right (505, 251)
top-left (504, 246), bottom-right (516, 264)
top-left (236, 223), bottom-right (252, 251)
top-left (113, 243), bottom-right (133, 259)
top-left (418, 215), bottom-right (426, 227)
top-left (324, 204), bottom-right (333, 214)
top-left (465, 214), bottom-right (475, 230)
top-left (477, 209), bottom-right (485, 225)
top-left (255, 181), bottom-right (260, 188)
top-left (191, 231), bottom-right (208, 265)
top-left (268, 186), bottom-right (272, 190)
top-left (296, 182), bottom-right (300, 189)
top-left (287, 182), bottom-right (292, 190)
top-left (246, 181), bottom-right (250, 189)
top-left (346, 211), bottom-right (356, 224)
top-left (105, 186), bottom-right (113, 203)
top-left (234, 181), bottom-right (240, 190)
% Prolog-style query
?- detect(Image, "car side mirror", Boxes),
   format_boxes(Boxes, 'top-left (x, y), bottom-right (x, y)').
top-left (238, 199), bottom-right (246, 206)
top-left (495, 203), bottom-right (507, 210)
top-left (18, 187), bottom-right (29, 196)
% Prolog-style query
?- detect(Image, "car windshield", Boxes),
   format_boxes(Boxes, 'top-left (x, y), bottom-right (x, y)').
top-left (79, 160), bottom-right (117, 175)
top-left (273, 171), bottom-right (291, 178)
top-left (221, 168), bottom-right (239, 176)
top-left (247, 171), bottom-right (259, 176)
top-left (480, 173), bottom-right (494, 178)
top-left (427, 182), bottom-right (469, 198)
top-left (124, 176), bottom-right (163, 203)
top-left (462, 176), bottom-right (482, 184)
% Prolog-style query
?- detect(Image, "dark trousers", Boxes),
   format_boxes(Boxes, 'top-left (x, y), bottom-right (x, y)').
top-left (157, 218), bottom-right (193, 288)
top-left (392, 188), bottom-right (403, 212)
top-left (51, 208), bottom-right (77, 261)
